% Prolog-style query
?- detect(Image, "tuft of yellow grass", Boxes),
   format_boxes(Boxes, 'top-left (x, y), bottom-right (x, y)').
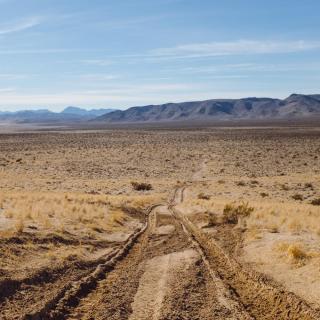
top-left (287, 244), bottom-right (308, 261)
top-left (275, 241), bottom-right (310, 264)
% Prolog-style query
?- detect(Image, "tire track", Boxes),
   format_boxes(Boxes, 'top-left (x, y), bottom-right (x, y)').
top-left (59, 204), bottom-right (231, 320)
top-left (0, 205), bottom-right (159, 320)
top-left (172, 186), bottom-right (320, 320)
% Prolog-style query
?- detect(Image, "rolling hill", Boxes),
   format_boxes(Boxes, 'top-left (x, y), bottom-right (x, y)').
top-left (93, 94), bottom-right (320, 123)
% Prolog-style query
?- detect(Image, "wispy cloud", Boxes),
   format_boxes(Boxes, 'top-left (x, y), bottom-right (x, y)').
top-left (0, 73), bottom-right (32, 80)
top-left (171, 62), bottom-right (320, 75)
top-left (81, 59), bottom-right (114, 66)
top-left (98, 14), bottom-right (172, 30)
top-left (0, 17), bottom-right (42, 35)
top-left (76, 74), bottom-right (119, 81)
top-left (149, 40), bottom-right (320, 59)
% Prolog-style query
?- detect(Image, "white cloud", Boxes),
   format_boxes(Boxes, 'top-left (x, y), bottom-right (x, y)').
top-left (149, 40), bottom-right (320, 59)
top-left (0, 17), bottom-right (41, 35)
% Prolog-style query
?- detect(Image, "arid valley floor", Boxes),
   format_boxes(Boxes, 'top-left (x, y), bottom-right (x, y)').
top-left (0, 125), bottom-right (320, 319)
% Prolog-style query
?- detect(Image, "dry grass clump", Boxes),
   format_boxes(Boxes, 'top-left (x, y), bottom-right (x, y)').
top-left (14, 219), bottom-right (25, 234)
top-left (131, 181), bottom-right (153, 191)
top-left (275, 242), bottom-right (310, 265)
top-left (241, 199), bottom-right (320, 236)
top-left (287, 244), bottom-right (308, 262)
top-left (222, 202), bottom-right (254, 224)
top-left (0, 191), bottom-right (164, 237)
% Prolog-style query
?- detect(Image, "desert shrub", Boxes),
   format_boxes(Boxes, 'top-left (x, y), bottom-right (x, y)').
top-left (291, 194), bottom-right (303, 201)
top-left (260, 192), bottom-right (269, 198)
top-left (131, 182), bottom-right (152, 191)
top-left (236, 181), bottom-right (246, 186)
top-left (304, 182), bottom-right (314, 189)
top-left (198, 193), bottom-right (210, 200)
top-left (222, 202), bottom-right (254, 224)
top-left (310, 198), bottom-right (320, 206)
top-left (280, 184), bottom-right (290, 191)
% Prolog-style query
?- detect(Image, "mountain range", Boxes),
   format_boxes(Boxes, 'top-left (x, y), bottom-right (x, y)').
top-left (1, 94), bottom-right (320, 124)
top-left (0, 107), bottom-right (116, 123)
top-left (93, 94), bottom-right (320, 123)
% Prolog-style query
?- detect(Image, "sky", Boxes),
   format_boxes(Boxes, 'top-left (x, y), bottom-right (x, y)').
top-left (0, 0), bottom-right (319, 111)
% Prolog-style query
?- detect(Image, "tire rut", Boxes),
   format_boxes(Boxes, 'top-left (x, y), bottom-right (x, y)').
top-left (172, 186), bottom-right (320, 320)
top-left (62, 205), bottom-right (229, 320)
top-left (0, 259), bottom-right (102, 320)
top-left (0, 206), bottom-right (157, 320)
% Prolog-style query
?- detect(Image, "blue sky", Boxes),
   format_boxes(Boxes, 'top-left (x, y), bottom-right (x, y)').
top-left (0, 0), bottom-right (319, 111)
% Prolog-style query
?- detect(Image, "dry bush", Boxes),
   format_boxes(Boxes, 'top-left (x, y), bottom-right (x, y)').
top-left (291, 194), bottom-right (303, 201)
top-left (222, 202), bottom-right (254, 224)
top-left (260, 192), bottom-right (269, 198)
top-left (310, 198), bottom-right (320, 206)
top-left (280, 184), bottom-right (290, 191)
top-left (304, 182), bottom-right (314, 190)
top-left (131, 182), bottom-right (153, 191)
top-left (198, 193), bottom-right (210, 200)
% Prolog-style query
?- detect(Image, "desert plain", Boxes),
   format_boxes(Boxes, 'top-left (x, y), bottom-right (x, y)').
top-left (0, 124), bottom-right (320, 319)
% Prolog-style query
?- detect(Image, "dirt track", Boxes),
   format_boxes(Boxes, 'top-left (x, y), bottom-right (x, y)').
top-left (1, 186), bottom-right (320, 319)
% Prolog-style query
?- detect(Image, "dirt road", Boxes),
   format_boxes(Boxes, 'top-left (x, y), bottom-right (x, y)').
top-left (1, 186), bottom-right (320, 319)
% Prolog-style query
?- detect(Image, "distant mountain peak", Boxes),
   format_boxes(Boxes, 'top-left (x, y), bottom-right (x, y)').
top-left (62, 106), bottom-right (87, 114)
